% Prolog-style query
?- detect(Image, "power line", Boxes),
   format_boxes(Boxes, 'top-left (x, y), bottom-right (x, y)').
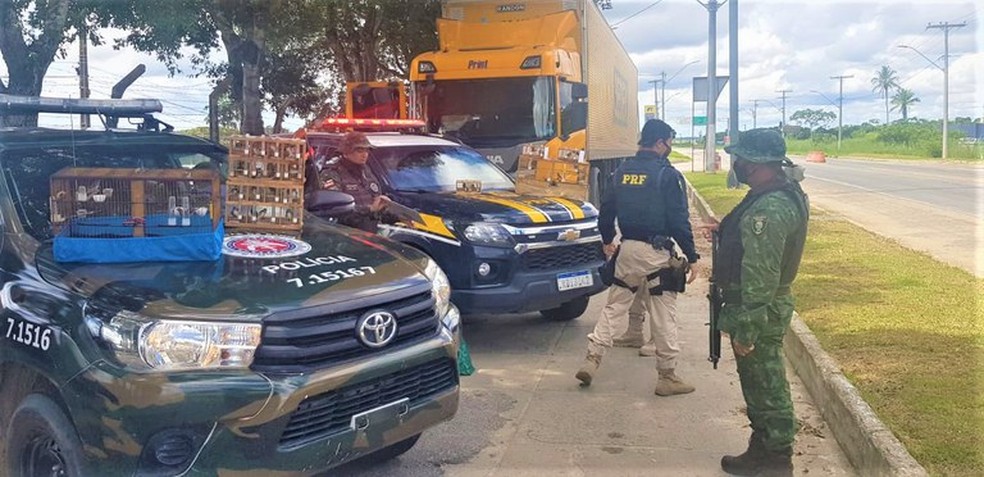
top-left (611, 0), bottom-right (665, 28)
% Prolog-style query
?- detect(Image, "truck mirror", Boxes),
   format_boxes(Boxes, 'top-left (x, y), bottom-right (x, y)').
top-left (571, 83), bottom-right (588, 100)
top-left (306, 190), bottom-right (355, 219)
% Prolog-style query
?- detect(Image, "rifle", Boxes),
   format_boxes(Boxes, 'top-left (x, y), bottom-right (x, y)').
top-left (708, 230), bottom-right (723, 369)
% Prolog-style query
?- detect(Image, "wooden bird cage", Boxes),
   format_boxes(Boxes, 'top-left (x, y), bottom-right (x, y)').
top-left (50, 167), bottom-right (221, 238)
top-left (226, 136), bottom-right (307, 232)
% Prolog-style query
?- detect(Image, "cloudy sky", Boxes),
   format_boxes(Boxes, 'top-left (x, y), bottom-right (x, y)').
top-left (2, 0), bottom-right (981, 135)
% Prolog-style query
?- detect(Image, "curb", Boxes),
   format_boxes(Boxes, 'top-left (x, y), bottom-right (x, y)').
top-left (683, 176), bottom-right (928, 477)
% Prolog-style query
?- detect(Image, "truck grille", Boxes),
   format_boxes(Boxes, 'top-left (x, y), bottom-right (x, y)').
top-left (278, 358), bottom-right (458, 449)
top-left (521, 242), bottom-right (604, 271)
top-left (251, 290), bottom-right (438, 373)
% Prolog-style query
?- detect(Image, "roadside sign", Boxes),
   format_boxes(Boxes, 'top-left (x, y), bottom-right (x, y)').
top-left (693, 116), bottom-right (707, 126)
top-left (692, 76), bottom-right (729, 102)
top-left (644, 105), bottom-right (658, 121)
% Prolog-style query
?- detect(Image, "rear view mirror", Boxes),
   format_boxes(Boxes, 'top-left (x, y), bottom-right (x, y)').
top-left (306, 190), bottom-right (355, 219)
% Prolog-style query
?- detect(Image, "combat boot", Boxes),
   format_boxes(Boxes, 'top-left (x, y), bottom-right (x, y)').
top-left (653, 369), bottom-right (695, 396)
top-left (612, 315), bottom-right (645, 347)
top-left (721, 431), bottom-right (767, 475)
top-left (575, 353), bottom-right (602, 386)
top-left (753, 448), bottom-right (793, 477)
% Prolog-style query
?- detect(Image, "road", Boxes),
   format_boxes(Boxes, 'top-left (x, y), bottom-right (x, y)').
top-left (792, 156), bottom-right (984, 276)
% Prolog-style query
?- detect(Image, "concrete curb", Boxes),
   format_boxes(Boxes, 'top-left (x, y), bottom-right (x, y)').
top-left (682, 176), bottom-right (929, 477)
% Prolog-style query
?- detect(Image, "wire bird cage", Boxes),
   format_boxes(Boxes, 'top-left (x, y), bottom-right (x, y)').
top-left (50, 168), bottom-right (223, 263)
top-left (226, 136), bottom-right (307, 233)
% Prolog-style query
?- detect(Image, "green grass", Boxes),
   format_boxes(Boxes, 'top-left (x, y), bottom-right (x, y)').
top-left (785, 136), bottom-right (983, 162)
top-left (669, 150), bottom-right (691, 163)
top-left (685, 172), bottom-right (984, 477)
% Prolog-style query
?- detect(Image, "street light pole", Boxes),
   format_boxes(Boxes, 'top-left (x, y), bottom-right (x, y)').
top-left (698, 0), bottom-right (722, 172)
top-left (659, 60), bottom-right (700, 121)
top-left (829, 75), bottom-right (853, 151)
top-left (926, 21), bottom-right (965, 160)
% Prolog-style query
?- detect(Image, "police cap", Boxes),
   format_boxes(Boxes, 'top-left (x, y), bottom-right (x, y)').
top-left (638, 119), bottom-right (676, 146)
top-left (340, 131), bottom-right (373, 153)
top-left (724, 128), bottom-right (788, 163)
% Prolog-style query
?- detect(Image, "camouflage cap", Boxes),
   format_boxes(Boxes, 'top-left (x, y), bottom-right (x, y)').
top-left (340, 131), bottom-right (373, 153)
top-left (724, 128), bottom-right (788, 163)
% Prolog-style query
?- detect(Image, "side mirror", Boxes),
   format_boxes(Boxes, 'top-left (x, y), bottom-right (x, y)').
top-left (306, 190), bottom-right (355, 219)
top-left (571, 82), bottom-right (588, 100)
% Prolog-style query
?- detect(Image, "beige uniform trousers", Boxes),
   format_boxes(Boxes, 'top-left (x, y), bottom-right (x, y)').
top-left (587, 240), bottom-right (680, 370)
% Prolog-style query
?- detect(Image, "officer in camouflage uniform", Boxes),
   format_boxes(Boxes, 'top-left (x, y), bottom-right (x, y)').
top-left (318, 131), bottom-right (393, 233)
top-left (713, 129), bottom-right (809, 477)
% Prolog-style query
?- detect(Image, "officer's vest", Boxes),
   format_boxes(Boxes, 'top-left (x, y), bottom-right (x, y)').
top-left (613, 157), bottom-right (674, 241)
top-left (717, 178), bottom-right (809, 297)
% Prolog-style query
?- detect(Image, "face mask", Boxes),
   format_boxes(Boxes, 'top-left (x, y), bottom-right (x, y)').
top-left (733, 161), bottom-right (751, 184)
top-left (658, 139), bottom-right (672, 159)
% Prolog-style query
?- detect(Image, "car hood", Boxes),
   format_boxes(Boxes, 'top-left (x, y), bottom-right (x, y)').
top-left (391, 190), bottom-right (597, 226)
top-left (36, 218), bottom-right (431, 321)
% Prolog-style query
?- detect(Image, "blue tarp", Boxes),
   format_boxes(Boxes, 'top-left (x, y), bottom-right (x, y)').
top-left (54, 219), bottom-right (224, 263)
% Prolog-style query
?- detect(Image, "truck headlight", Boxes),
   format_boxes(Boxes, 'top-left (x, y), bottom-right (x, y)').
top-left (461, 222), bottom-right (514, 247)
top-left (424, 259), bottom-right (452, 320)
top-left (89, 310), bottom-right (261, 371)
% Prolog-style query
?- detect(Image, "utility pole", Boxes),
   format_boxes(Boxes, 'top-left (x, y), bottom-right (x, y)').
top-left (750, 99), bottom-right (763, 128)
top-left (697, 0), bottom-right (723, 172)
top-left (659, 71), bottom-right (667, 120)
top-left (77, 28), bottom-right (91, 129)
top-left (926, 21), bottom-right (966, 160)
top-left (830, 74), bottom-right (853, 152)
top-left (728, 0), bottom-right (739, 145)
top-left (777, 89), bottom-right (792, 136)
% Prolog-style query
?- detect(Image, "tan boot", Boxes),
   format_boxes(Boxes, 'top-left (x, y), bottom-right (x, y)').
top-left (654, 369), bottom-right (695, 396)
top-left (612, 314), bottom-right (645, 347)
top-left (639, 340), bottom-right (657, 356)
top-left (575, 353), bottom-right (602, 386)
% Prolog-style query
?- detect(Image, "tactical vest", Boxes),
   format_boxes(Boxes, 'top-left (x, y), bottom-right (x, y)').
top-left (717, 179), bottom-right (809, 298)
top-left (613, 154), bottom-right (674, 241)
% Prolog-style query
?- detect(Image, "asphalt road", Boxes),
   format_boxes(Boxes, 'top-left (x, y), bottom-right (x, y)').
top-left (792, 156), bottom-right (984, 276)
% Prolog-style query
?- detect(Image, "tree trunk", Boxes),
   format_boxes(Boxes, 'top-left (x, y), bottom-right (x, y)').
top-left (884, 90), bottom-right (889, 125)
top-left (0, 63), bottom-right (50, 127)
top-left (241, 60), bottom-right (264, 135)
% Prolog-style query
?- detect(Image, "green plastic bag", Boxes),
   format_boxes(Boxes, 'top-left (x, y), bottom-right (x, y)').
top-left (457, 338), bottom-right (476, 376)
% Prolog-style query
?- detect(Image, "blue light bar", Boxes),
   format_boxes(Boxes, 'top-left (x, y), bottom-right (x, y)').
top-left (0, 94), bottom-right (163, 116)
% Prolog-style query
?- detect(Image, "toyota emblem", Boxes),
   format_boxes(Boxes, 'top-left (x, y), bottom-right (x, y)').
top-left (357, 311), bottom-right (398, 348)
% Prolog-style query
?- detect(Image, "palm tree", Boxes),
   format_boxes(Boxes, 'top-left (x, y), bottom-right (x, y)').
top-left (890, 88), bottom-right (920, 121)
top-left (871, 66), bottom-right (900, 124)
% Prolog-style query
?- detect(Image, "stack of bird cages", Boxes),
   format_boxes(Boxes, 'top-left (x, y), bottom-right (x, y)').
top-left (49, 167), bottom-right (223, 263)
top-left (226, 136), bottom-right (306, 232)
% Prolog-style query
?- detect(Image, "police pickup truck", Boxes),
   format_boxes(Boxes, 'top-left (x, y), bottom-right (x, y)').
top-left (304, 119), bottom-right (606, 320)
top-left (0, 96), bottom-right (459, 476)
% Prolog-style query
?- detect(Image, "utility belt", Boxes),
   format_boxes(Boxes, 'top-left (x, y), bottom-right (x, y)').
top-left (608, 236), bottom-right (688, 295)
top-left (720, 285), bottom-right (792, 305)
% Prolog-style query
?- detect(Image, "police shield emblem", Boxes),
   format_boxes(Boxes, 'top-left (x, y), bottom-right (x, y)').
top-left (752, 215), bottom-right (767, 235)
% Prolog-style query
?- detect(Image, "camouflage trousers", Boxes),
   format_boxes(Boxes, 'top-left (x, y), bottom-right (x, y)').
top-left (734, 295), bottom-right (799, 451)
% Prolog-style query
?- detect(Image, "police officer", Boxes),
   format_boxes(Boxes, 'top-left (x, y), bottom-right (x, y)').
top-left (575, 119), bottom-right (700, 396)
top-left (317, 131), bottom-right (393, 233)
top-left (709, 129), bottom-right (809, 477)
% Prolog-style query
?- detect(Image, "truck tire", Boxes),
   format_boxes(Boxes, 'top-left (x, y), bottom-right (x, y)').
top-left (366, 434), bottom-right (421, 463)
top-left (5, 394), bottom-right (85, 477)
top-left (540, 295), bottom-right (590, 321)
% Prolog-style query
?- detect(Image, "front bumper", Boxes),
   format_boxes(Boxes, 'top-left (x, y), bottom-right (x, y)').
top-left (68, 313), bottom-right (460, 476)
top-left (453, 264), bottom-right (606, 314)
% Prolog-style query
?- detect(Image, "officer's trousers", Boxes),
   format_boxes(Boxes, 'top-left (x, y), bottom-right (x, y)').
top-left (734, 295), bottom-right (799, 451)
top-left (587, 240), bottom-right (680, 370)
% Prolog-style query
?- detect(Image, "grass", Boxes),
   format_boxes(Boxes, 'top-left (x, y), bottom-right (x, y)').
top-left (785, 136), bottom-right (983, 162)
top-left (685, 172), bottom-right (984, 477)
top-left (669, 150), bottom-right (691, 163)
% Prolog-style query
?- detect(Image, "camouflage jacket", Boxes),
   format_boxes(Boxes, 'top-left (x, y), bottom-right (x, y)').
top-left (716, 180), bottom-right (809, 346)
top-left (318, 158), bottom-right (387, 233)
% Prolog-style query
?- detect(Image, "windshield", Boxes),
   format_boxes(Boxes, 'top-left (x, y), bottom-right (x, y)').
top-left (2, 145), bottom-right (225, 241)
top-left (427, 77), bottom-right (556, 147)
top-left (373, 145), bottom-right (514, 193)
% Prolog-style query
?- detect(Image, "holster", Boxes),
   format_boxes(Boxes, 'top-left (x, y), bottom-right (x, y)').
top-left (654, 255), bottom-right (688, 294)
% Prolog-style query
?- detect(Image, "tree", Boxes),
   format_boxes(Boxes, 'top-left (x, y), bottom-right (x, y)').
top-left (870, 65), bottom-right (899, 125)
top-left (789, 108), bottom-right (836, 136)
top-left (0, 0), bottom-right (117, 126)
top-left (890, 88), bottom-right (920, 121)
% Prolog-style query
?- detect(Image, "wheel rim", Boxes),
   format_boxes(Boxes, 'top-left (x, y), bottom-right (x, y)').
top-left (21, 434), bottom-right (67, 477)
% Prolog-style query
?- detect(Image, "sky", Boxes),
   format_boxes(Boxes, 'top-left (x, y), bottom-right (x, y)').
top-left (1, 0), bottom-right (981, 136)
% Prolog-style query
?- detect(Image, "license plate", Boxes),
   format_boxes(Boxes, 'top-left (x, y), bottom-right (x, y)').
top-left (350, 398), bottom-right (410, 431)
top-left (557, 270), bottom-right (593, 291)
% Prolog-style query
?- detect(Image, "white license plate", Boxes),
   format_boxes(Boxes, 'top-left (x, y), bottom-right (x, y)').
top-left (557, 270), bottom-right (593, 291)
